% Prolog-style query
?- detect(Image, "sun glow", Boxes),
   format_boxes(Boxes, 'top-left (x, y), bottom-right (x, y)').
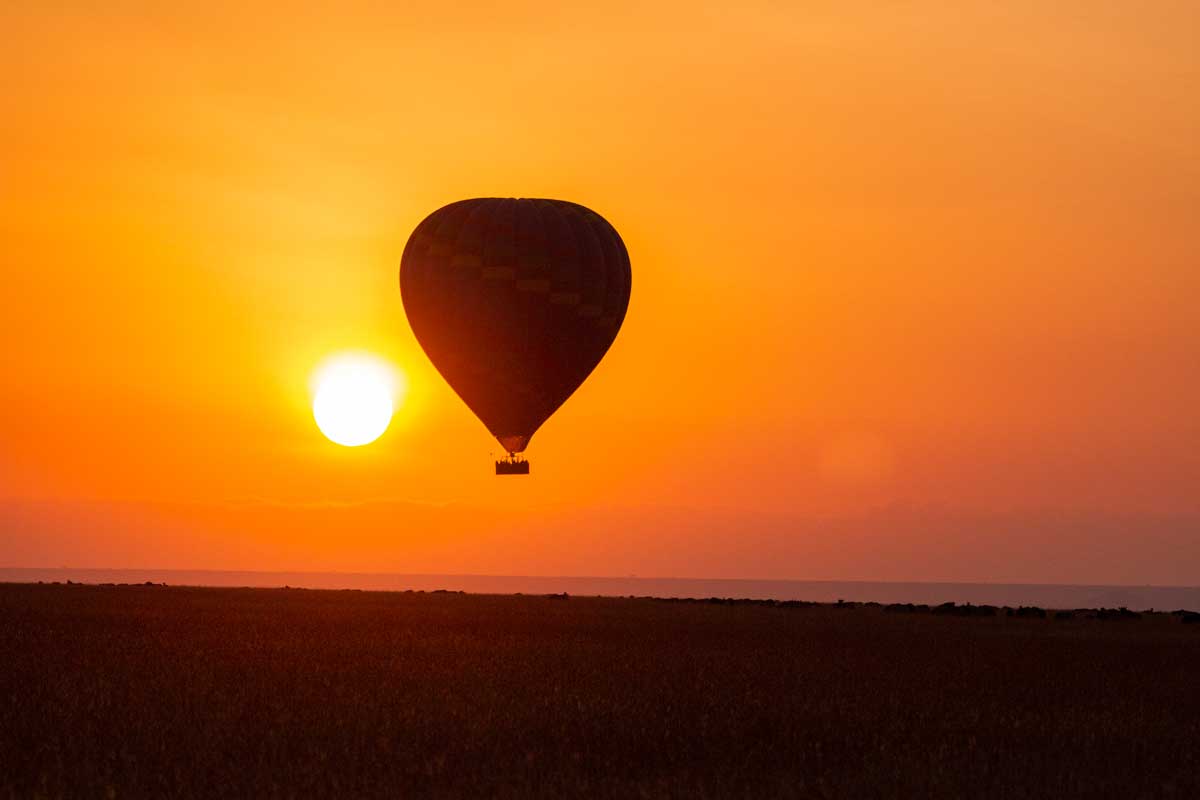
top-left (311, 353), bottom-right (404, 447)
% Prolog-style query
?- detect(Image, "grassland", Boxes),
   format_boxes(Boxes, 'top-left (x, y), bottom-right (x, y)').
top-left (2, 583), bottom-right (1197, 798)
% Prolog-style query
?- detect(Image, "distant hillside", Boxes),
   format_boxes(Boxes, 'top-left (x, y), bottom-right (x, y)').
top-left (3, 568), bottom-right (1197, 611)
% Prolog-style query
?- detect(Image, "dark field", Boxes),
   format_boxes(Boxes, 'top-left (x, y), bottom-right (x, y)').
top-left (2, 584), bottom-right (1197, 798)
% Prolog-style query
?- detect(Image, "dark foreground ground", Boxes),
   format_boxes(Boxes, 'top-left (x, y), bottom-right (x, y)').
top-left (2, 584), bottom-right (1197, 798)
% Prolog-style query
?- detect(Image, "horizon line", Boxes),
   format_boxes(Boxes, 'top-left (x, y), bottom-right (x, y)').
top-left (2, 566), bottom-right (1196, 591)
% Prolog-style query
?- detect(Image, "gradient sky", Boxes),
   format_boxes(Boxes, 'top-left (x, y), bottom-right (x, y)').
top-left (2, 1), bottom-right (1197, 583)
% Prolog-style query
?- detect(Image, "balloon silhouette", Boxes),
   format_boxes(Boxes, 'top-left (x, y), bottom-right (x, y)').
top-left (400, 198), bottom-right (631, 469)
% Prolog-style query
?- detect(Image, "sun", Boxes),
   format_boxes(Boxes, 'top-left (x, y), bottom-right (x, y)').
top-left (311, 353), bottom-right (404, 447)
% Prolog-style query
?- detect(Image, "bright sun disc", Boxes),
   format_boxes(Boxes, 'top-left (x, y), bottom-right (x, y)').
top-left (311, 354), bottom-right (402, 447)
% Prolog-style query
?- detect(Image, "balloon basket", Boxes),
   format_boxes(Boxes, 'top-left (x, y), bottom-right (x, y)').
top-left (495, 456), bottom-right (530, 475)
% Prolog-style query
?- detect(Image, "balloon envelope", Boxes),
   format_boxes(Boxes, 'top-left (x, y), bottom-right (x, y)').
top-left (400, 198), bottom-right (631, 453)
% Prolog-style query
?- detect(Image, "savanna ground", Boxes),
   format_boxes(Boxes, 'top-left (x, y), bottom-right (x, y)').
top-left (1, 583), bottom-right (1197, 798)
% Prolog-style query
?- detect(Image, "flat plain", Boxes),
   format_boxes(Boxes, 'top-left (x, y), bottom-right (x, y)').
top-left (2, 583), bottom-right (1197, 798)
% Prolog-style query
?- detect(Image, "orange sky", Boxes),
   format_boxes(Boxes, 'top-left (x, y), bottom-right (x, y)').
top-left (2, 2), bottom-right (1197, 583)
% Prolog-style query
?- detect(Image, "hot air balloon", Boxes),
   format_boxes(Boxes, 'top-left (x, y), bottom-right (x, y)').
top-left (400, 198), bottom-right (631, 475)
